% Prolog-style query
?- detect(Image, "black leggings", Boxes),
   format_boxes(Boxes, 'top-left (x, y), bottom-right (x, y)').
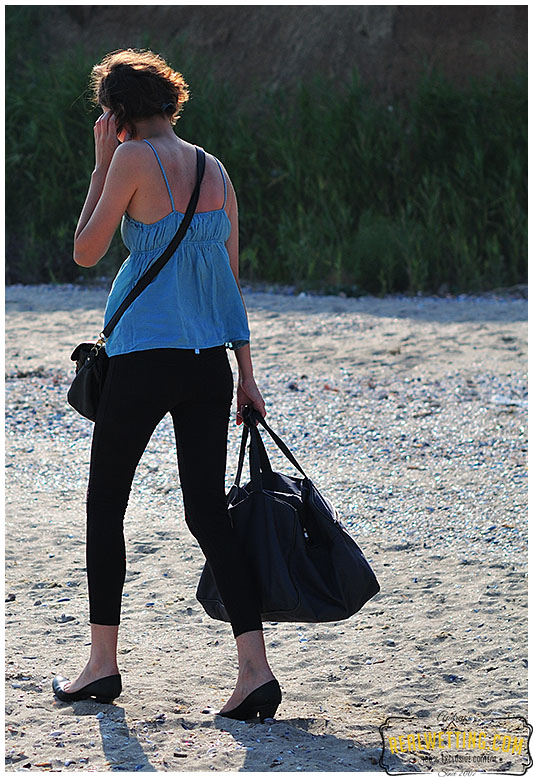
top-left (85, 346), bottom-right (262, 639)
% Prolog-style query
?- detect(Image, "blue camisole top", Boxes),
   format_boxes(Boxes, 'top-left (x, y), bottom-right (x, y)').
top-left (103, 140), bottom-right (250, 357)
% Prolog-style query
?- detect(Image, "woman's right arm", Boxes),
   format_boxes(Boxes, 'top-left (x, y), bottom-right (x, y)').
top-left (74, 112), bottom-right (138, 267)
top-left (222, 162), bottom-right (266, 424)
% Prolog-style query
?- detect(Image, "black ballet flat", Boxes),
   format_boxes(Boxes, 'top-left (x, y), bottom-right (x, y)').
top-left (52, 673), bottom-right (122, 704)
top-left (216, 678), bottom-right (282, 723)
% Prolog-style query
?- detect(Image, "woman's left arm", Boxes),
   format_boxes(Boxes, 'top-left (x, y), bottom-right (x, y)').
top-left (74, 111), bottom-right (139, 267)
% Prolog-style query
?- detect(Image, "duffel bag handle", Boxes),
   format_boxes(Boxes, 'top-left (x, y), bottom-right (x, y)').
top-left (241, 405), bottom-right (309, 480)
top-left (234, 417), bottom-right (272, 489)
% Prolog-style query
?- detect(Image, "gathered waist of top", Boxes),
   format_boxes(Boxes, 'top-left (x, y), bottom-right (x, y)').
top-left (123, 207), bottom-right (230, 230)
top-left (128, 238), bottom-right (224, 254)
top-left (121, 207), bottom-right (231, 253)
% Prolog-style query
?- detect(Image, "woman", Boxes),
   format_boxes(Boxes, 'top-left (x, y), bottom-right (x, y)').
top-left (52, 48), bottom-right (282, 722)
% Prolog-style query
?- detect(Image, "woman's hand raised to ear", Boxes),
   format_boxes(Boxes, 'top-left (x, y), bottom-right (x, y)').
top-left (93, 110), bottom-right (120, 172)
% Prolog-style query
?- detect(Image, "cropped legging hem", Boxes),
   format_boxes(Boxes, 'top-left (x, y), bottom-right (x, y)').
top-left (85, 346), bottom-right (263, 640)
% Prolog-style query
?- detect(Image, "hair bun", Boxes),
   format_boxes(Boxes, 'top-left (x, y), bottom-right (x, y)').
top-left (91, 49), bottom-right (189, 135)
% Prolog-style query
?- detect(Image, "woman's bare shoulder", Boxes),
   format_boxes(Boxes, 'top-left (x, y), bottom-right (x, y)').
top-left (110, 141), bottom-right (160, 181)
top-left (113, 140), bottom-right (152, 160)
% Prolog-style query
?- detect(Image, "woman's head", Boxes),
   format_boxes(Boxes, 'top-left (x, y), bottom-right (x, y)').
top-left (90, 49), bottom-right (189, 136)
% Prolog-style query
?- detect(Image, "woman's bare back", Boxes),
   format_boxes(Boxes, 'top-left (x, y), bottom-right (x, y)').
top-left (125, 136), bottom-right (227, 225)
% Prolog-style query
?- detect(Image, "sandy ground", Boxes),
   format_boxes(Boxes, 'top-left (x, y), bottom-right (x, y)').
top-left (4, 283), bottom-right (528, 773)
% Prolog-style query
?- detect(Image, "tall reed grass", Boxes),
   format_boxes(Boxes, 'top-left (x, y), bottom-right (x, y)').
top-left (6, 7), bottom-right (527, 293)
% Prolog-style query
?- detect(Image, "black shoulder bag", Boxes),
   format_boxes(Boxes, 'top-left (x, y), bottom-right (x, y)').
top-left (67, 146), bottom-right (206, 422)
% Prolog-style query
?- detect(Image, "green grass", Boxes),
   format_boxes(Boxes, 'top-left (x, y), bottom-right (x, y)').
top-left (6, 7), bottom-right (527, 294)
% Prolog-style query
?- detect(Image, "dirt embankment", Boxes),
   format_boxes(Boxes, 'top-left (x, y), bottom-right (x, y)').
top-left (35, 5), bottom-right (527, 103)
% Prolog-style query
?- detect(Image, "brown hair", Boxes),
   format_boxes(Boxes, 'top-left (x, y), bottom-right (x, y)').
top-left (90, 48), bottom-right (190, 135)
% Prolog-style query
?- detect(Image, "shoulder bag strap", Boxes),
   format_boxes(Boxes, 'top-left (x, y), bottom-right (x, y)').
top-left (102, 146), bottom-right (206, 339)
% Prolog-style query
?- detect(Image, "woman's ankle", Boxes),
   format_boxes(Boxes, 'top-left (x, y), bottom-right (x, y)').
top-left (237, 658), bottom-right (273, 679)
top-left (86, 657), bottom-right (120, 675)
top-left (88, 623), bottom-right (120, 673)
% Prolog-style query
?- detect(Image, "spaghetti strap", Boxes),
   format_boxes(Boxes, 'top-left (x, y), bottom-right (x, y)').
top-left (142, 139), bottom-right (175, 212)
top-left (213, 156), bottom-right (227, 208)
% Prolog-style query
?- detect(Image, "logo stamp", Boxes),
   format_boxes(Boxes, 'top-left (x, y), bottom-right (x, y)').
top-left (378, 714), bottom-right (532, 775)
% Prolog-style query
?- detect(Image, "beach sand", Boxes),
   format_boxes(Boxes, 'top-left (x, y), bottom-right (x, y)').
top-left (5, 284), bottom-right (528, 772)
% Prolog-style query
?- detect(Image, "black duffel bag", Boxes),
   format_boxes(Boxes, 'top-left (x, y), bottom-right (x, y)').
top-left (196, 405), bottom-right (380, 623)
